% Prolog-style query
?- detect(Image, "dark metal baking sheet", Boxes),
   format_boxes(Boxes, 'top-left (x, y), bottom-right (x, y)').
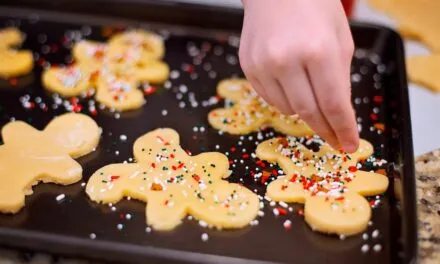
top-left (0, 1), bottom-right (417, 264)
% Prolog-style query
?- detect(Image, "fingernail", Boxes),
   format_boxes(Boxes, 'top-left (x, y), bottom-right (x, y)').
top-left (343, 142), bottom-right (358, 153)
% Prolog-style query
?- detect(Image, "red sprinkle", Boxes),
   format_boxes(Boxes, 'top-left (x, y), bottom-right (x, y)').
top-left (348, 166), bottom-right (358, 172)
top-left (151, 163), bottom-right (156, 168)
top-left (192, 174), bottom-right (201, 182)
top-left (242, 154), bottom-right (249, 159)
top-left (261, 171), bottom-right (271, 184)
top-left (110, 175), bottom-right (120, 181)
top-left (370, 113), bottom-right (378, 121)
top-left (8, 78), bottom-right (17, 86)
top-left (297, 209), bottom-right (304, 216)
top-left (373, 95), bottom-right (383, 103)
top-left (230, 147), bottom-right (236, 152)
top-left (144, 85), bottom-right (156, 95)
top-left (281, 185), bottom-right (288, 191)
top-left (336, 196), bottom-right (345, 201)
top-left (276, 207), bottom-right (287, 216)
top-left (290, 174), bottom-right (298, 182)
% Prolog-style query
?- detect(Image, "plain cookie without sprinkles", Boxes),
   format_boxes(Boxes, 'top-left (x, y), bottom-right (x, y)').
top-left (0, 113), bottom-right (101, 213)
top-left (86, 128), bottom-right (259, 231)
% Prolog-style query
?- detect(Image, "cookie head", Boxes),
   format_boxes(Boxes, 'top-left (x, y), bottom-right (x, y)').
top-left (43, 113), bottom-right (101, 158)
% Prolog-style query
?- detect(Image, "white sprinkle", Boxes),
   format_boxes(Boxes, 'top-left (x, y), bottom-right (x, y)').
top-left (145, 227), bottom-right (152, 233)
top-left (193, 126), bottom-right (198, 132)
top-left (339, 234), bottom-right (346, 240)
top-left (161, 109), bottom-right (168, 116)
top-left (117, 224), bottom-right (123, 230)
top-left (188, 215), bottom-right (193, 220)
top-left (199, 220), bottom-right (208, 228)
top-left (368, 221), bottom-right (373, 226)
top-left (362, 233), bottom-right (369, 240)
top-left (115, 150), bottom-right (120, 156)
top-left (201, 233), bottom-right (209, 241)
top-left (361, 244), bottom-right (370, 253)
top-left (279, 201), bottom-right (288, 208)
top-left (283, 220), bottom-right (292, 229)
top-left (55, 194), bottom-right (66, 202)
top-left (257, 211), bottom-right (265, 217)
top-left (170, 70), bottom-right (180, 79)
top-left (89, 233), bottom-right (96, 239)
top-left (125, 214), bottom-right (132, 220)
top-left (372, 229), bottom-right (380, 238)
top-left (273, 208), bottom-right (280, 216)
top-left (200, 126), bottom-right (205, 132)
top-left (215, 145), bottom-right (220, 150)
top-left (250, 219), bottom-right (259, 226)
top-left (81, 182), bottom-right (86, 187)
top-left (111, 206), bottom-right (116, 212)
top-left (120, 134), bottom-right (127, 141)
top-left (373, 244), bottom-right (382, 252)
top-left (270, 201), bottom-right (276, 207)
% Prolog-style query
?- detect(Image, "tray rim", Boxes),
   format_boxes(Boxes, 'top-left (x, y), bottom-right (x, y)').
top-left (0, 2), bottom-right (418, 264)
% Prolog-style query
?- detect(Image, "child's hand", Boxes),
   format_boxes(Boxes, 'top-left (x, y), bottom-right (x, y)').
top-left (239, 0), bottom-right (358, 152)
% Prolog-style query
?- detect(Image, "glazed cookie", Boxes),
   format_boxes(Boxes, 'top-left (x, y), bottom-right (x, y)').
top-left (86, 128), bottom-right (259, 231)
top-left (0, 113), bottom-right (101, 213)
top-left (108, 30), bottom-right (165, 60)
top-left (256, 137), bottom-right (388, 236)
top-left (0, 49), bottom-right (34, 78)
top-left (42, 64), bottom-right (99, 97)
top-left (95, 72), bottom-right (145, 111)
top-left (0, 27), bottom-right (24, 48)
top-left (208, 79), bottom-right (314, 136)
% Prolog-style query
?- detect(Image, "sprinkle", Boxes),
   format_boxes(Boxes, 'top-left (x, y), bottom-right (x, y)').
top-left (117, 224), bottom-right (124, 230)
top-left (373, 244), bottom-right (382, 252)
top-left (362, 233), bottom-right (369, 240)
top-left (161, 109), bottom-right (168, 116)
top-left (199, 220), bottom-right (208, 228)
top-left (372, 229), bottom-right (380, 238)
top-left (283, 220), bottom-right (292, 230)
top-left (339, 234), bottom-right (346, 240)
top-left (55, 194), bottom-right (66, 202)
top-left (145, 227), bottom-right (152, 233)
top-left (125, 214), bottom-right (132, 220)
top-left (361, 244), bottom-right (370, 253)
top-left (276, 207), bottom-right (287, 216)
top-left (201, 233), bottom-right (209, 242)
top-left (89, 233), bottom-right (96, 239)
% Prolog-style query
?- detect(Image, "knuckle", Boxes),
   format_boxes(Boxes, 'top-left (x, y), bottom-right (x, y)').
top-left (303, 40), bottom-right (327, 62)
top-left (265, 42), bottom-right (291, 70)
top-left (296, 105), bottom-right (317, 121)
top-left (322, 99), bottom-right (344, 116)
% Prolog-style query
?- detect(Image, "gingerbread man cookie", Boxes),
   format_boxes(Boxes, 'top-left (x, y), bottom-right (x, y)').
top-left (256, 136), bottom-right (388, 236)
top-left (86, 128), bottom-right (259, 231)
top-left (42, 30), bottom-right (169, 111)
top-left (0, 113), bottom-right (101, 213)
top-left (108, 30), bottom-right (165, 60)
top-left (0, 28), bottom-right (33, 78)
top-left (208, 79), bottom-right (314, 136)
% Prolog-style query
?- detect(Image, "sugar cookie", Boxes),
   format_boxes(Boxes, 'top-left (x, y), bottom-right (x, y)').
top-left (256, 136), bottom-right (388, 235)
top-left (0, 49), bottom-right (34, 78)
top-left (108, 30), bottom-right (165, 60)
top-left (72, 40), bottom-right (108, 67)
top-left (368, 0), bottom-right (440, 51)
top-left (208, 79), bottom-right (314, 136)
top-left (0, 113), bottom-right (101, 213)
top-left (42, 64), bottom-right (98, 97)
top-left (86, 128), bottom-right (259, 231)
top-left (407, 55), bottom-right (440, 92)
top-left (0, 27), bottom-right (24, 48)
top-left (95, 73), bottom-right (145, 111)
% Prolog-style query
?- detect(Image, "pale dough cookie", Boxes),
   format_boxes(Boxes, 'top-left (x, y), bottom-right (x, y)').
top-left (256, 137), bottom-right (389, 236)
top-left (108, 30), bottom-right (165, 60)
top-left (106, 45), bottom-right (169, 84)
top-left (208, 79), bottom-right (314, 136)
top-left (0, 113), bottom-right (101, 213)
top-left (42, 64), bottom-right (99, 97)
top-left (0, 49), bottom-right (34, 78)
top-left (86, 128), bottom-right (259, 231)
top-left (95, 73), bottom-right (145, 111)
top-left (0, 27), bottom-right (24, 48)
top-left (72, 40), bottom-right (108, 67)
top-left (368, 0), bottom-right (440, 51)
top-left (407, 55), bottom-right (440, 92)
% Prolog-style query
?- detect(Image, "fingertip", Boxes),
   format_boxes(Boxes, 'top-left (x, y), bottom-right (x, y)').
top-left (342, 137), bottom-right (360, 153)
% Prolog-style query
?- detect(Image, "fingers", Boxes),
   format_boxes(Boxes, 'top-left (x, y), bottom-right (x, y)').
top-left (277, 64), bottom-right (340, 149)
top-left (305, 38), bottom-right (359, 153)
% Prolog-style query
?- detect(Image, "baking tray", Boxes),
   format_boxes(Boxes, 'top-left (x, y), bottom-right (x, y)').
top-left (0, 1), bottom-right (417, 263)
